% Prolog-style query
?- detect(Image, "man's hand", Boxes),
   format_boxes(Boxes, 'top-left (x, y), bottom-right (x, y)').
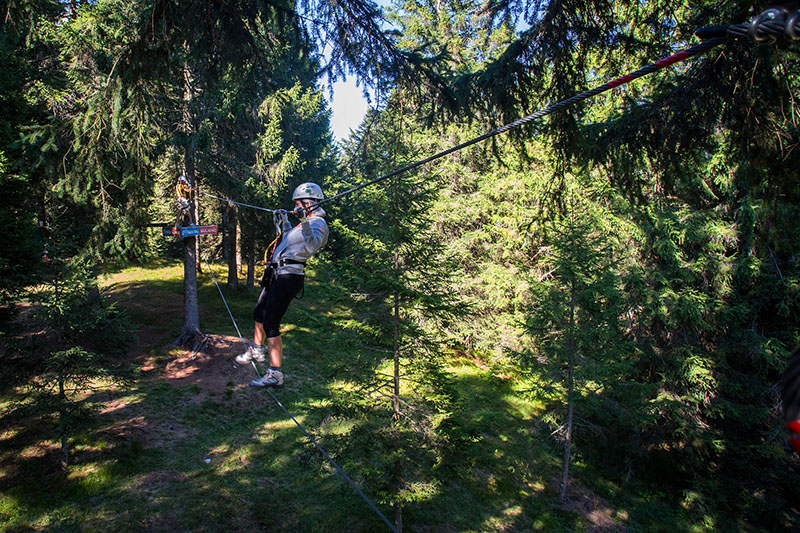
top-left (274, 209), bottom-right (289, 233)
top-left (293, 206), bottom-right (308, 222)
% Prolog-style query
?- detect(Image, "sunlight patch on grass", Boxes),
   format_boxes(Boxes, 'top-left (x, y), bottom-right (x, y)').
top-left (254, 419), bottom-right (298, 435)
top-left (97, 393), bottom-right (144, 415)
top-left (446, 363), bottom-right (486, 378)
top-left (0, 426), bottom-right (20, 442)
top-left (18, 440), bottom-right (59, 460)
top-left (69, 461), bottom-right (101, 479)
top-left (480, 503), bottom-right (524, 531)
top-left (319, 416), bottom-right (358, 436)
top-left (504, 394), bottom-right (543, 419)
top-left (100, 262), bottom-right (184, 287)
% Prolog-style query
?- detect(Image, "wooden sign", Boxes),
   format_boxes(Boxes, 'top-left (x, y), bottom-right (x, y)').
top-left (161, 225), bottom-right (218, 238)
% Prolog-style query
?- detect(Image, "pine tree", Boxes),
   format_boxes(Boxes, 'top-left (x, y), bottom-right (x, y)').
top-left (324, 93), bottom-right (462, 530)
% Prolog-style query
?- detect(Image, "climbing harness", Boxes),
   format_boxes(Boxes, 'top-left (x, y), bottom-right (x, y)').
top-left (198, 246), bottom-right (397, 532)
top-left (200, 190), bottom-right (278, 214)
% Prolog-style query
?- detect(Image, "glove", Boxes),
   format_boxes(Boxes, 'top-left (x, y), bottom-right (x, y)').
top-left (273, 209), bottom-right (289, 234)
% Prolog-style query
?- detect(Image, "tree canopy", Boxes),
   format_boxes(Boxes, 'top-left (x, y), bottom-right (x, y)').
top-left (1, 0), bottom-right (798, 530)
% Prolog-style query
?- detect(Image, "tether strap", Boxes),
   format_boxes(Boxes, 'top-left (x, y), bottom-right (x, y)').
top-left (274, 258), bottom-right (306, 269)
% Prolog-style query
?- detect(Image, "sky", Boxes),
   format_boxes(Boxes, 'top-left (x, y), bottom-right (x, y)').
top-left (322, 0), bottom-right (392, 143)
top-left (327, 78), bottom-right (370, 143)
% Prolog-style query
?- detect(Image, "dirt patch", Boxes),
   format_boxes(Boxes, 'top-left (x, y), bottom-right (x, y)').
top-left (138, 334), bottom-right (278, 412)
top-left (131, 469), bottom-right (187, 494)
top-left (557, 479), bottom-right (628, 531)
top-left (97, 415), bottom-right (196, 448)
top-left (94, 334), bottom-right (276, 450)
top-left (157, 335), bottom-right (263, 395)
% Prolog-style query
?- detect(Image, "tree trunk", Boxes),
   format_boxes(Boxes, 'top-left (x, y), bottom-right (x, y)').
top-left (54, 277), bottom-right (69, 470)
top-left (227, 205), bottom-right (239, 289)
top-left (395, 502), bottom-right (403, 533)
top-left (392, 159), bottom-right (402, 532)
top-left (236, 218), bottom-right (243, 275)
top-left (180, 234), bottom-right (202, 343)
top-left (559, 285), bottom-right (576, 502)
top-left (246, 231), bottom-right (256, 293)
top-left (393, 274), bottom-right (400, 420)
top-left (178, 58), bottom-right (202, 345)
top-left (58, 374), bottom-right (69, 469)
top-left (194, 179), bottom-right (202, 274)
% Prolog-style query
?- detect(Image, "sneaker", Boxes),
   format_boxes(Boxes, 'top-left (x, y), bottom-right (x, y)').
top-left (249, 369), bottom-right (284, 388)
top-left (234, 346), bottom-right (266, 365)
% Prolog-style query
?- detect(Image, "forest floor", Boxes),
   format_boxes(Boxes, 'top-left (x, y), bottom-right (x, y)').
top-left (0, 260), bottom-right (708, 532)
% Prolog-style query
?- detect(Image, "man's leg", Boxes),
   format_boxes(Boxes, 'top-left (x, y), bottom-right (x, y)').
top-left (249, 336), bottom-right (283, 387)
top-left (254, 321), bottom-right (266, 346)
top-left (234, 320), bottom-right (267, 365)
top-left (267, 335), bottom-right (282, 368)
top-left (248, 275), bottom-right (302, 388)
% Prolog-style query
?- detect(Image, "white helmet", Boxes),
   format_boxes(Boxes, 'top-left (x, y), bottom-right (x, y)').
top-left (292, 182), bottom-right (324, 202)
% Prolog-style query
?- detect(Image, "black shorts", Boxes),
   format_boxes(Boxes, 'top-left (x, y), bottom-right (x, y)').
top-left (253, 274), bottom-right (304, 338)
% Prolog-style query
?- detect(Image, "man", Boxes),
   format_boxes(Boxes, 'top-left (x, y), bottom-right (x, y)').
top-left (175, 175), bottom-right (195, 227)
top-left (235, 182), bottom-right (329, 388)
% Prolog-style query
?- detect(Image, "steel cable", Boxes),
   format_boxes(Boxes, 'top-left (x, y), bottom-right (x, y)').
top-left (197, 250), bottom-right (397, 531)
top-left (198, 9), bottom-right (797, 218)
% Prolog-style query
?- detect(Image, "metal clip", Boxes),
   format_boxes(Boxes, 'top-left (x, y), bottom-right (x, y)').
top-left (749, 8), bottom-right (784, 44)
top-left (786, 10), bottom-right (800, 41)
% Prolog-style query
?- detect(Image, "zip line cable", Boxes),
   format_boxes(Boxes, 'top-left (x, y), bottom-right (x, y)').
top-left (200, 191), bottom-right (277, 213)
top-left (199, 248), bottom-right (248, 350)
top-left (198, 9), bottom-right (799, 218)
top-left (314, 37), bottom-right (727, 210)
top-left (259, 375), bottom-right (399, 533)
top-left (188, 10), bottom-right (799, 527)
top-left (197, 249), bottom-right (397, 532)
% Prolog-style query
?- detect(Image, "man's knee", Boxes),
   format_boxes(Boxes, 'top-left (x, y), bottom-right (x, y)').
top-left (265, 323), bottom-right (281, 338)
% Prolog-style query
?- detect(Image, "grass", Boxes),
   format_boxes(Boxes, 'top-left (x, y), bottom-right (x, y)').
top-left (4, 259), bottom-right (791, 531)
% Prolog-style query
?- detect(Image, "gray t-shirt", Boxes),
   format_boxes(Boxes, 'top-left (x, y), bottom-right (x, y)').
top-left (273, 216), bottom-right (329, 275)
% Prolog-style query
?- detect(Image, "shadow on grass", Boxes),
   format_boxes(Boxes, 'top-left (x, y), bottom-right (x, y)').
top-left (2, 260), bottom-right (724, 532)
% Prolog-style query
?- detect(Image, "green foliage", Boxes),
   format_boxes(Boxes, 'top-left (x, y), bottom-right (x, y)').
top-left (8, 255), bottom-right (134, 467)
top-left (35, 258), bottom-right (131, 354)
top-left (2, 0), bottom-right (799, 528)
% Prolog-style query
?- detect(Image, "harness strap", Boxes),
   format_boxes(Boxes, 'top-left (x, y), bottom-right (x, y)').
top-left (275, 258), bottom-right (306, 268)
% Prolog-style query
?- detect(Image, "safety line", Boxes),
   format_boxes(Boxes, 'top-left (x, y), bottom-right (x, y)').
top-left (199, 248), bottom-right (248, 350)
top-left (253, 361), bottom-right (399, 533)
top-left (200, 191), bottom-right (277, 213)
top-left (314, 36), bottom-right (727, 210)
top-left (197, 253), bottom-right (397, 532)
top-left (196, 9), bottom-right (799, 218)
top-left (204, 37), bottom-right (728, 216)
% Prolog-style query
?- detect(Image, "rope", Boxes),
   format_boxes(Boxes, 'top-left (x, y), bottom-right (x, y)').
top-left (313, 36), bottom-right (727, 210)
top-left (311, 6), bottom-right (800, 210)
top-left (200, 191), bottom-right (277, 214)
top-left (197, 252), bottom-right (397, 532)
top-left (258, 371), bottom-right (399, 533)
top-left (726, 8), bottom-right (800, 44)
top-left (199, 247), bottom-right (248, 350)
top-left (196, 9), bottom-right (797, 218)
